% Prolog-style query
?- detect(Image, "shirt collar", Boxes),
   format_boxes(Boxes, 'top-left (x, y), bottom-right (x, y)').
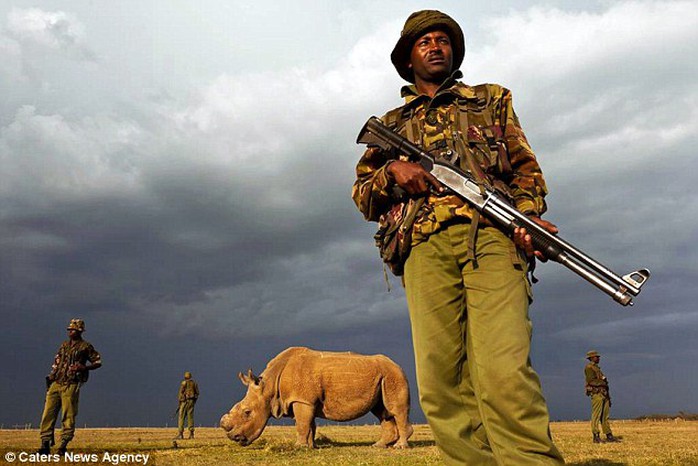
top-left (399, 70), bottom-right (476, 104)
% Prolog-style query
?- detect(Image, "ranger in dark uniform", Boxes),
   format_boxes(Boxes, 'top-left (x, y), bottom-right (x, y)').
top-left (176, 371), bottom-right (199, 439)
top-left (38, 319), bottom-right (102, 455)
top-left (585, 350), bottom-right (621, 443)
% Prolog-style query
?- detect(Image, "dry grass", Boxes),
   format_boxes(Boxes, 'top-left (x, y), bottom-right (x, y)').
top-left (1, 420), bottom-right (696, 465)
top-left (554, 419), bottom-right (698, 466)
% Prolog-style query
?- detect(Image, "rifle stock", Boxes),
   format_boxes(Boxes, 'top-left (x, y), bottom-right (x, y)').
top-left (357, 116), bottom-right (650, 306)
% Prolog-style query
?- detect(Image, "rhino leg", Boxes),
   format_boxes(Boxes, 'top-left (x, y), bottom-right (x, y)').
top-left (380, 376), bottom-right (413, 448)
top-left (370, 405), bottom-right (396, 448)
top-left (392, 415), bottom-right (413, 449)
top-left (386, 406), bottom-right (413, 449)
top-left (375, 419), bottom-right (398, 448)
top-left (292, 402), bottom-right (317, 448)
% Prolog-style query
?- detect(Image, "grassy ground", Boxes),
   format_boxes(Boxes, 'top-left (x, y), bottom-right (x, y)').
top-left (1, 420), bottom-right (697, 465)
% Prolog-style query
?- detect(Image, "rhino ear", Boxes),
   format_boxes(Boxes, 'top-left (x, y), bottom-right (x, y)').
top-left (239, 369), bottom-right (262, 387)
top-left (238, 371), bottom-right (251, 386)
top-left (247, 369), bottom-right (263, 386)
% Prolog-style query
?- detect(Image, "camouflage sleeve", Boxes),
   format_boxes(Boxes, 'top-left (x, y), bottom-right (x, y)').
top-left (351, 146), bottom-right (395, 222)
top-left (48, 348), bottom-right (61, 378)
top-left (498, 88), bottom-right (548, 216)
top-left (87, 344), bottom-right (102, 366)
top-left (51, 341), bottom-right (68, 369)
top-left (52, 351), bottom-right (61, 371)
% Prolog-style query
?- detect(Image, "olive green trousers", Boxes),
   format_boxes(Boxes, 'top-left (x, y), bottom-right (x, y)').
top-left (178, 400), bottom-right (196, 433)
top-left (404, 223), bottom-right (564, 465)
top-left (40, 382), bottom-right (81, 443)
top-left (590, 394), bottom-right (612, 435)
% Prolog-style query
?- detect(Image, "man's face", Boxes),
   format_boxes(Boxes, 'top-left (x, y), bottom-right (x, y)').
top-left (408, 30), bottom-right (453, 84)
top-left (592, 356), bottom-right (601, 363)
top-left (67, 329), bottom-right (81, 340)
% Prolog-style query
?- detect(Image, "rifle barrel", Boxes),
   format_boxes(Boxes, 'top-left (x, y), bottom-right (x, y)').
top-left (357, 116), bottom-right (651, 306)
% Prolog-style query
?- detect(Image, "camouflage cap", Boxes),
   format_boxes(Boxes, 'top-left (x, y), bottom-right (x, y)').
top-left (586, 350), bottom-right (600, 359)
top-left (391, 10), bottom-right (465, 83)
top-left (67, 318), bottom-right (85, 332)
top-left (184, 372), bottom-right (192, 379)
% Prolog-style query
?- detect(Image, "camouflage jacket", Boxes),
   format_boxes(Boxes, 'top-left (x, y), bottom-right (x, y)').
top-left (47, 339), bottom-right (101, 385)
top-left (352, 74), bottom-right (548, 246)
top-left (585, 362), bottom-right (610, 397)
top-left (179, 379), bottom-right (199, 402)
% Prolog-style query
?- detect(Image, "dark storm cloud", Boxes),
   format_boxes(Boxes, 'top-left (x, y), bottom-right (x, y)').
top-left (1, 1), bottom-right (696, 428)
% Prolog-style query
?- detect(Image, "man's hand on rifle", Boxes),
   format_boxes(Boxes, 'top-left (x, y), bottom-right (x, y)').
top-left (387, 160), bottom-right (444, 195)
top-left (388, 160), bottom-right (560, 262)
top-left (513, 217), bottom-right (559, 261)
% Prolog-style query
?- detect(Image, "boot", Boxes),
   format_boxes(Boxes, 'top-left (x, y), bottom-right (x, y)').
top-left (188, 430), bottom-right (194, 439)
top-left (37, 440), bottom-right (51, 455)
top-left (593, 433), bottom-right (603, 443)
top-left (174, 431), bottom-right (184, 440)
top-left (606, 433), bottom-right (621, 442)
top-left (57, 439), bottom-right (69, 455)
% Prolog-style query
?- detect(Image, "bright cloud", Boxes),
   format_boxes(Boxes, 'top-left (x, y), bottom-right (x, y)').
top-left (6, 7), bottom-right (94, 59)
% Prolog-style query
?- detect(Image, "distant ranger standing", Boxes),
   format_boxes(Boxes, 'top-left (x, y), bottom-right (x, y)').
top-left (585, 350), bottom-right (621, 443)
top-left (176, 371), bottom-right (199, 439)
top-left (38, 319), bottom-right (102, 455)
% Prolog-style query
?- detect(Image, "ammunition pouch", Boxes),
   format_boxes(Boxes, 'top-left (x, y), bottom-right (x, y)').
top-left (374, 197), bottom-right (425, 276)
top-left (586, 384), bottom-right (609, 398)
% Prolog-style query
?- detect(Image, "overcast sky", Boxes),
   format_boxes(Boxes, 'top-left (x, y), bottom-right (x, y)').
top-left (1, 0), bottom-right (696, 432)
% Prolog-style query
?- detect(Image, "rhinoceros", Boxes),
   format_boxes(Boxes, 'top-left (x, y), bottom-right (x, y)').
top-left (219, 346), bottom-right (413, 448)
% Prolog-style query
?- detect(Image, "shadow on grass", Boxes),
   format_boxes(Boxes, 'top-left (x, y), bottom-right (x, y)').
top-left (314, 437), bottom-right (436, 448)
top-left (568, 460), bottom-right (626, 466)
top-left (65, 446), bottom-right (166, 453)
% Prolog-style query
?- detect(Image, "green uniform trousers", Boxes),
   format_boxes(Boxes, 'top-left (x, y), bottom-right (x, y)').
top-left (178, 400), bottom-right (196, 433)
top-left (590, 394), bottom-right (612, 435)
top-left (40, 382), bottom-right (80, 443)
top-left (404, 223), bottom-right (564, 465)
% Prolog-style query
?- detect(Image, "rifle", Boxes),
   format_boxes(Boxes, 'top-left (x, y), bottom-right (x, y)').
top-left (357, 116), bottom-right (650, 306)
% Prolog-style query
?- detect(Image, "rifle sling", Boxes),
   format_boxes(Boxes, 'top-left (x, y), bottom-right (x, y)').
top-left (454, 97), bottom-right (493, 268)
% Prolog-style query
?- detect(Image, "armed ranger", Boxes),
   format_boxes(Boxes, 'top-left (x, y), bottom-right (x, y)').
top-left (357, 116), bottom-right (650, 306)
